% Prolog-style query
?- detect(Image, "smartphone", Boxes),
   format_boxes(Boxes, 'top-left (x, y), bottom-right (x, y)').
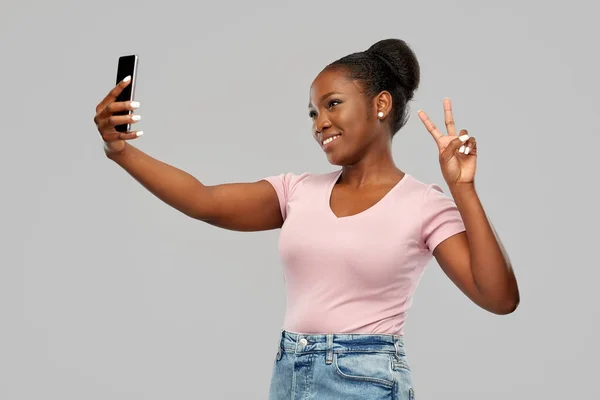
top-left (114, 54), bottom-right (139, 132)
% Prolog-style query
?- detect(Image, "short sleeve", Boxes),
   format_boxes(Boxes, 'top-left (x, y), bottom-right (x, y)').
top-left (262, 172), bottom-right (311, 221)
top-left (421, 184), bottom-right (466, 252)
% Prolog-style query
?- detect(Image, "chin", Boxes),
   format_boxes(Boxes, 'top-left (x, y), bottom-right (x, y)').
top-left (326, 152), bottom-right (352, 167)
top-left (330, 146), bottom-right (365, 165)
top-left (325, 151), bottom-right (343, 166)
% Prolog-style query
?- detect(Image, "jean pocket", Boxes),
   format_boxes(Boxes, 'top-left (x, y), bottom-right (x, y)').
top-left (333, 352), bottom-right (395, 388)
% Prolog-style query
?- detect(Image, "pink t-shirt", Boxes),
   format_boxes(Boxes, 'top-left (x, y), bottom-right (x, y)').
top-left (263, 168), bottom-right (465, 335)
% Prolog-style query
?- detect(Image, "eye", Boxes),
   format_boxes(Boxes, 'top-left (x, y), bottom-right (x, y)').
top-left (308, 99), bottom-right (342, 119)
top-left (328, 99), bottom-right (341, 108)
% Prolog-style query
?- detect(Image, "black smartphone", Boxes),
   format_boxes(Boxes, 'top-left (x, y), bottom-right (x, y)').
top-left (114, 54), bottom-right (139, 132)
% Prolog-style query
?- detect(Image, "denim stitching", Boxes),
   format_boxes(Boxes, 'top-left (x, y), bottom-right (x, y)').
top-left (332, 353), bottom-right (395, 388)
top-left (283, 347), bottom-right (398, 354)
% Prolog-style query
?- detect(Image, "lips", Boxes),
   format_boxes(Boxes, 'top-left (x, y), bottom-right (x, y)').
top-left (321, 133), bottom-right (341, 144)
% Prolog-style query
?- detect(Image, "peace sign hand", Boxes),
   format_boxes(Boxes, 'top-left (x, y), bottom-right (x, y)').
top-left (418, 98), bottom-right (477, 186)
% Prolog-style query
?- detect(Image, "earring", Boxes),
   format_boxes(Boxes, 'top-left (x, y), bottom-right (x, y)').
top-left (377, 111), bottom-right (384, 118)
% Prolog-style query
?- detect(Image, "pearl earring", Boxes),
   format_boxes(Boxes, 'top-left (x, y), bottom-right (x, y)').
top-left (378, 111), bottom-right (384, 118)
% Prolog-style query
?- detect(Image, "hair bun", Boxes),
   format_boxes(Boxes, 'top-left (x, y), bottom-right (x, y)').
top-left (366, 39), bottom-right (420, 100)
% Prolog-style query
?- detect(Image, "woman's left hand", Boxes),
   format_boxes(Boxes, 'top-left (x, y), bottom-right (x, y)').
top-left (417, 98), bottom-right (477, 186)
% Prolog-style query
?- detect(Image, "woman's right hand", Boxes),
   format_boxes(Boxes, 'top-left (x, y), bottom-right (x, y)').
top-left (93, 76), bottom-right (143, 156)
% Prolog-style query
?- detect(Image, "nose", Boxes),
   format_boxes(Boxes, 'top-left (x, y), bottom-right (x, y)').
top-left (315, 114), bottom-right (332, 136)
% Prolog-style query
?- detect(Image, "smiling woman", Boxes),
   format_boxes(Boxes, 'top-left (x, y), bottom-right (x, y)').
top-left (93, 38), bottom-right (519, 400)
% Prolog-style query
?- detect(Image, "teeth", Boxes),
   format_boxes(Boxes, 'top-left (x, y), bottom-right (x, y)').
top-left (323, 134), bottom-right (341, 145)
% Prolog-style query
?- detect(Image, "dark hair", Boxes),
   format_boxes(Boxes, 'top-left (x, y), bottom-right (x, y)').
top-left (326, 39), bottom-right (420, 137)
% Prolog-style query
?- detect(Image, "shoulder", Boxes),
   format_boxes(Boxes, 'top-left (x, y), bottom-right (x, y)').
top-left (405, 175), bottom-right (465, 251)
top-left (261, 169), bottom-right (339, 221)
top-left (393, 173), bottom-right (447, 203)
top-left (262, 169), bottom-right (340, 199)
top-left (395, 174), bottom-right (459, 227)
top-left (401, 174), bottom-right (452, 202)
top-left (264, 169), bottom-right (338, 188)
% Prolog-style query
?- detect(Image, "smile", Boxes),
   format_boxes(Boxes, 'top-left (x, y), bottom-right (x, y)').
top-left (322, 134), bottom-right (342, 147)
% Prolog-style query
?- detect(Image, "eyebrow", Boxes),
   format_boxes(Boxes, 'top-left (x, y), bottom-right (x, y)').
top-left (308, 92), bottom-right (342, 108)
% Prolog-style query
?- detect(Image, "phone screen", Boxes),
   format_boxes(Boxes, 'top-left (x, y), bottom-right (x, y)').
top-left (115, 54), bottom-right (138, 132)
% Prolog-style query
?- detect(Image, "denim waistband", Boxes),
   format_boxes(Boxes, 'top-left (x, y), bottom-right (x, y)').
top-left (278, 329), bottom-right (406, 361)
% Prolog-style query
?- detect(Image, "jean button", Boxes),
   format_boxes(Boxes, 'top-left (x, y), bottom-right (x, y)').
top-left (299, 338), bottom-right (308, 346)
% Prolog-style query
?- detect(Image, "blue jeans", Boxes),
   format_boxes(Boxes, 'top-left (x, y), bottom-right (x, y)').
top-left (269, 330), bottom-right (416, 399)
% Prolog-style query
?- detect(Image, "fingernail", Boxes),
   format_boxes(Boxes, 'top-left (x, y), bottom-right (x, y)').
top-left (459, 145), bottom-right (465, 153)
top-left (459, 134), bottom-right (469, 142)
top-left (417, 110), bottom-right (423, 113)
top-left (465, 146), bottom-right (470, 155)
top-left (123, 75), bottom-right (131, 82)
top-left (136, 131), bottom-right (144, 137)
top-left (131, 115), bottom-right (141, 121)
top-left (130, 101), bottom-right (140, 108)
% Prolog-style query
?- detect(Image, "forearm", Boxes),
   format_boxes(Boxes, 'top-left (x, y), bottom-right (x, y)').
top-left (449, 183), bottom-right (520, 312)
top-left (107, 142), bottom-right (209, 219)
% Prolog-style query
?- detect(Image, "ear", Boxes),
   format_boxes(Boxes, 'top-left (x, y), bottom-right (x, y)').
top-left (374, 90), bottom-right (393, 119)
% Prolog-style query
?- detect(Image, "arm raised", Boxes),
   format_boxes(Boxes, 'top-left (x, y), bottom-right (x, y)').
top-left (108, 143), bottom-right (283, 232)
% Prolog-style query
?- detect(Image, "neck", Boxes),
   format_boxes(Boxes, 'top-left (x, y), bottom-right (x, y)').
top-left (339, 138), bottom-right (404, 188)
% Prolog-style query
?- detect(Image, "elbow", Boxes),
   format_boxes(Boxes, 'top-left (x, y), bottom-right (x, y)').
top-left (492, 294), bottom-right (520, 315)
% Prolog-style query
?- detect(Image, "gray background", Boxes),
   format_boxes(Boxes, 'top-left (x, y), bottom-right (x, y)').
top-left (1, 0), bottom-right (598, 398)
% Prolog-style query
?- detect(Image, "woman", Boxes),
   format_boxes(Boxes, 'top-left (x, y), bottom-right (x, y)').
top-left (93, 38), bottom-right (520, 399)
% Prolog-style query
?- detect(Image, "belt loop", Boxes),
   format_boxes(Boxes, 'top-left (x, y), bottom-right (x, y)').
top-left (276, 342), bottom-right (282, 361)
top-left (276, 331), bottom-right (283, 361)
top-left (325, 334), bottom-right (334, 365)
top-left (394, 335), bottom-right (402, 360)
